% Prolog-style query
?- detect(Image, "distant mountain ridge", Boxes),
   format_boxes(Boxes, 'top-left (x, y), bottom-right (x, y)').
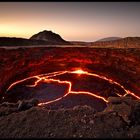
top-left (90, 37), bottom-right (140, 48)
top-left (0, 30), bottom-right (140, 48)
top-left (96, 37), bottom-right (122, 42)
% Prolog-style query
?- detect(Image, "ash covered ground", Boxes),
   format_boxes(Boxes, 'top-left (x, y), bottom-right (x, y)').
top-left (0, 46), bottom-right (140, 138)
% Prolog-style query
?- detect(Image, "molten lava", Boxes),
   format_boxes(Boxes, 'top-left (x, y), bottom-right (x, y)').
top-left (71, 69), bottom-right (88, 74)
top-left (6, 69), bottom-right (140, 106)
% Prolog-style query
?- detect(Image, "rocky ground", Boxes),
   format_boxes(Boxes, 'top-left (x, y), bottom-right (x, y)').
top-left (0, 97), bottom-right (140, 138)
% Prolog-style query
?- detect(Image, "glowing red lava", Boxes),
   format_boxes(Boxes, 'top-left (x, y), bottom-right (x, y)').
top-left (6, 69), bottom-right (140, 106)
top-left (71, 69), bottom-right (88, 74)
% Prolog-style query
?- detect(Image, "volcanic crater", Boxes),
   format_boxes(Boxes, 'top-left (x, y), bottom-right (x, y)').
top-left (1, 47), bottom-right (140, 112)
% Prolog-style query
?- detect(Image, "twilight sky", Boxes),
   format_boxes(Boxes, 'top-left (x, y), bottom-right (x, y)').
top-left (0, 2), bottom-right (140, 41)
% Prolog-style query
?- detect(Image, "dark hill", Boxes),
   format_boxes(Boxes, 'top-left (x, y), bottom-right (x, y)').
top-left (0, 30), bottom-right (71, 46)
top-left (30, 30), bottom-right (70, 45)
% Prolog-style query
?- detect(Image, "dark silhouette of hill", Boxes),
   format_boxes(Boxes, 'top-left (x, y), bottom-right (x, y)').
top-left (0, 30), bottom-right (71, 46)
top-left (30, 30), bottom-right (70, 45)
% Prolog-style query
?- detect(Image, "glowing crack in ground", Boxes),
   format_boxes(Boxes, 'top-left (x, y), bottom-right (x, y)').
top-left (6, 69), bottom-right (140, 106)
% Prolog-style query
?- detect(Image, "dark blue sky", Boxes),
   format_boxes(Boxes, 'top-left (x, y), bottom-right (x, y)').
top-left (0, 2), bottom-right (140, 41)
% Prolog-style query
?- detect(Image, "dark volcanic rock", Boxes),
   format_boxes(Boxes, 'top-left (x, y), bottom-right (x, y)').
top-left (0, 37), bottom-right (51, 46)
top-left (0, 97), bottom-right (140, 138)
top-left (129, 100), bottom-right (140, 125)
top-left (17, 98), bottom-right (39, 111)
top-left (104, 96), bottom-right (140, 125)
top-left (30, 30), bottom-right (70, 45)
top-left (104, 97), bottom-right (133, 124)
top-left (0, 98), bottom-right (39, 116)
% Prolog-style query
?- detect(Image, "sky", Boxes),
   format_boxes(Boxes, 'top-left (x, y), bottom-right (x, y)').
top-left (0, 2), bottom-right (140, 41)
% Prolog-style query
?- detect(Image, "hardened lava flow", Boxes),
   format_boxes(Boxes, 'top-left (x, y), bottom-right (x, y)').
top-left (6, 69), bottom-right (140, 106)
